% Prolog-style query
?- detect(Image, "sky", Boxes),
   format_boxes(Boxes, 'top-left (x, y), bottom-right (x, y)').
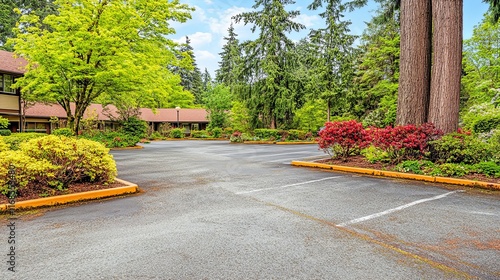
top-left (170, 0), bottom-right (490, 78)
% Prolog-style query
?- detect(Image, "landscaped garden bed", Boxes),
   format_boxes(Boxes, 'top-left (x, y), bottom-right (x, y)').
top-left (0, 134), bottom-right (136, 207)
top-left (309, 120), bottom-right (500, 188)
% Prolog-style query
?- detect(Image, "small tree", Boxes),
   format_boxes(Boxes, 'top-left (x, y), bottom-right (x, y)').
top-left (203, 84), bottom-right (232, 129)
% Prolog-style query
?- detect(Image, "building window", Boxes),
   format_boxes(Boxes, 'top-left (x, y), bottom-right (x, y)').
top-left (0, 74), bottom-right (15, 93)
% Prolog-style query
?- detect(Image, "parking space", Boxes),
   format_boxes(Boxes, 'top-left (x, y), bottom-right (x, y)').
top-left (5, 140), bottom-right (499, 279)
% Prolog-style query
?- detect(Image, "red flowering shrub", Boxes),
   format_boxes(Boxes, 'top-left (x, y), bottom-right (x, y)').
top-left (371, 123), bottom-right (443, 162)
top-left (318, 120), bottom-right (370, 160)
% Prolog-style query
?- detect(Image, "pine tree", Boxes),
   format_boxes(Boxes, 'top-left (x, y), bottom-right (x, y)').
top-left (233, 0), bottom-right (305, 128)
top-left (307, 0), bottom-right (357, 122)
top-left (215, 23), bottom-right (241, 87)
top-left (176, 36), bottom-right (203, 105)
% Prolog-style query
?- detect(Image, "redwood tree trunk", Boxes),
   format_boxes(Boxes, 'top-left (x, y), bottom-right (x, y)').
top-left (428, 0), bottom-right (463, 133)
top-left (396, 0), bottom-right (432, 126)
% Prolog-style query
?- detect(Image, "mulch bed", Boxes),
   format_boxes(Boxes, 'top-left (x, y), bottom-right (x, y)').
top-left (315, 155), bottom-right (500, 184)
top-left (0, 181), bottom-right (126, 204)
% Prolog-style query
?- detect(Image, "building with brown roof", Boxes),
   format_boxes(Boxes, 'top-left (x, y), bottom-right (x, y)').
top-left (0, 50), bottom-right (27, 132)
top-left (0, 50), bottom-right (208, 134)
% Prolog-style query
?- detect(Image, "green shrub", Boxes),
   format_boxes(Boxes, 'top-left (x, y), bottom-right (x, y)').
top-left (0, 116), bottom-right (8, 129)
top-left (52, 128), bottom-right (74, 137)
top-left (223, 127), bottom-right (234, 138)
top-left (432, 163), bottom-right (472, 177)
top-left (2, 133), bottom-right (46, 150)
top-left (81, 131), bottom-right (140, 148)
top-left (230, 131), bottom-right (243, 143)
top-left (191, 130), bottom-right (210, 138)
top-left (0, 150), bottom-right (58, 195)
top-left (488, 130), bottom-right (500, 164)
top-left (287, 129), bottom-right (307, 141)
top-left (148, 131), bottom-right (164, 140)
top-left (21, 135), bottom-right (117, 188)
top-left (395, 160), bottom-right (435, 175)
top-left (472, 115), bottom-right (500, 133)
top-left (0, 129), bottom-right (11, 136)
top-left (362, 146), bottom-right (390, 163)
top-left (120, 116), bottom-right (148, 138)
top-left (254, 129), bottom-right (280, 140)
top-left (209, 127), bottom-right (223, 138)
top-left (473, 161), bottom-right (500, 177)
top-left (429, 133), bottom-right (492, 164)
top-left (169, 128), bottom-right (184, 139)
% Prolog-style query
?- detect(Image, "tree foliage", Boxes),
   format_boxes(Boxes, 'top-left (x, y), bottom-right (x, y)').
top-left (10, 0), bottom-right (193, 134)
top-left (0, 0), bottom-right (57, 50)
top-left (233, 0), bottom-right (305, 129)
top-left (203, 84), bottom-right (232, 129)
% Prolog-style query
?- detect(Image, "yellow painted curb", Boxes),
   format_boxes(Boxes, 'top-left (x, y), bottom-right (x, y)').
top-left (110, 145), bottom-right (143, 151)
top-left (243, 141), bottom-right (276, 144)
top-left (291, 161), bottom-right (500, 191)
top-left (275, 141), bottom-right (317, 145)
top-left (0, 178), bottom-right (139, 211)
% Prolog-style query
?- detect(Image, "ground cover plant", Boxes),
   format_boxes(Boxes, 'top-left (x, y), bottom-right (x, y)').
top-left (317, 120), bottom-right (500, 182)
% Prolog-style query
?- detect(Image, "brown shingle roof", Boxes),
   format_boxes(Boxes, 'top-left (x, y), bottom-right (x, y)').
top-left (0, 50), bottom-right (27, 75)
top-left (25, 103), bottom-right (208, 123)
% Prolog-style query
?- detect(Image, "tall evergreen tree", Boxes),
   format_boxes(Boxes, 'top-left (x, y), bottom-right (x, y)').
top-left (215, 23), bottom-right (241, 87)
top-left (353, 0), bottom-right (400, 127)
top-left (307, 0), bottom-right (357, 122)
top-left (201, 68), bottom-right (212, 93)
top-left (233, 0), bottom-right (305, 129)
top-left (176, 36), bottom-right (203, 105)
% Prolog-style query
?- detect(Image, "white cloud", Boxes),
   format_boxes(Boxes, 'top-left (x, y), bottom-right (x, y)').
top-left (194, 50), bottom-right (218, 75)
top-left (189, 32), bottom-right (213, 47)
top-left (204, 0), bottom-right (213, 4)
top-left (295, 14), bottom-right (321, 28)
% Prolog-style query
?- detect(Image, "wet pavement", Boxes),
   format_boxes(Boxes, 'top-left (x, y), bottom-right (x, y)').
top-left (2, 140), bottom-right (499, 279)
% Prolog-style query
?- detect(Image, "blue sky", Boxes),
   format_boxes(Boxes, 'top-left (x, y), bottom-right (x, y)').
top-left (170, 0), bottom-right (490, 78)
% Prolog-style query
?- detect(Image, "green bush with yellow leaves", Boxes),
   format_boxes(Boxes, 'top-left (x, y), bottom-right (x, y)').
top-left (0, 135), bottom-right (117, 196)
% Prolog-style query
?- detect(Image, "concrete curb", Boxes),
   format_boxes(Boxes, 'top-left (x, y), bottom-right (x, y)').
top-left (275, 141), bottom-right (317, 145)
top-left (0, 178), bottom-right (140, 211)
top-left (110, 145), bottom-right (143, 151)
top-left (291, 161), bottom-right (500, 191)
top-left (243, 141), bottom-right (276, 144)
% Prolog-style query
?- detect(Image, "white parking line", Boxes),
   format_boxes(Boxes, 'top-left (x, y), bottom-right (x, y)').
top-left (236, 176), bottom-right (342, 194)
top-left (337, 190), bottom-right (465, 227)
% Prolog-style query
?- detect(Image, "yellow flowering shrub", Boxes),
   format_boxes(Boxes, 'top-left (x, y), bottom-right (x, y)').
top-left (0, 150), bottom-right (58, 194)
top-left (20, 135), bottom-right (117, 188)
top-left (0, 137), bottom-right (9, 152)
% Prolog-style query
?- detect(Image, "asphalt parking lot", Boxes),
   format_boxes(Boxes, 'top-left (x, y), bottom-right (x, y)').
top-left (3, 140), bottom-right (500, 279)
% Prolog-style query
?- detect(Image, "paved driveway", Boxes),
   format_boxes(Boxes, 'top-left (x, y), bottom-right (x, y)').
top-left (3, 140), bottom-right (500, 279)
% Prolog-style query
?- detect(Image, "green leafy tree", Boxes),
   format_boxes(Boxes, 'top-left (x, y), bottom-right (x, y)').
top-left (307, 0), bottom-right (357, 122)
top-left (203, 84), bottom-right (232, 129)
top-left (0, 0), bottom-right (57, 50)
top-left (229, 101), bottom-right (251, 132)
top-left (462, 11), bottom-right (500, 108)
top-left (293, 99), bottom-right (327, 132)
top-left (234, 0), bottom-right (305, 129)
top-left (10, 0), bottom-right (193, 134)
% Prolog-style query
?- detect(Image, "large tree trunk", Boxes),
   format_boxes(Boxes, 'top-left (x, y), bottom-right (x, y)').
top-left (428, 0), bottom-right (463, 133)
top-left (396, 0), bottom-right (432, 126)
